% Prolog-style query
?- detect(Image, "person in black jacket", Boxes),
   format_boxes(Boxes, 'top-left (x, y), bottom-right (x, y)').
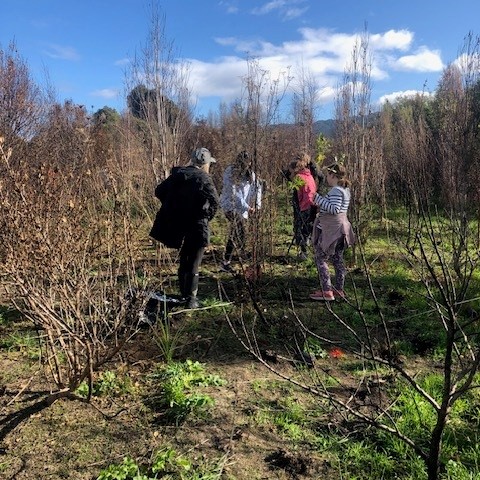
top-left (150, 147), bottom-right (219, 309)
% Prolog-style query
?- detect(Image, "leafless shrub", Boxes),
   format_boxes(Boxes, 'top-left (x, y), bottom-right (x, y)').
top-left (125, 5), bottom-right (193, 183)
top-left (0, 126), bottom-right (150, 402)
top-left (0, 41), bottom-right (46, 144)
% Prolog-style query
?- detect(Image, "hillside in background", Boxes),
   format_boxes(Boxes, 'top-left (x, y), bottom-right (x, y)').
top-left (313, 118), bottom-right (336, 137)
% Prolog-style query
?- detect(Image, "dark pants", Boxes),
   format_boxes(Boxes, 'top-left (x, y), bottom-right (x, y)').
top-left (293, 206), bottom-right (313, 253)
top-left (178, 234), bottom-right (206, 299)
top-left (224, 211), bottom-right (246, 262)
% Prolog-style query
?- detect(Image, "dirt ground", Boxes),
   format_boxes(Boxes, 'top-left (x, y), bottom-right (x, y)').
top-left (0, 306), bottom-right (339, 480)
top-left (0, 247), bottom-right (418, 480)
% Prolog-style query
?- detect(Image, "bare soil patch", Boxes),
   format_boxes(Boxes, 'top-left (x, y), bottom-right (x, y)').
top-left (0, 312), bottom-right (335, 480)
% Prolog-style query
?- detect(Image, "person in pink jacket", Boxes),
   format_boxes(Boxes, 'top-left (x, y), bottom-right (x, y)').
top-left (288, 153), bottom-right (317, 260)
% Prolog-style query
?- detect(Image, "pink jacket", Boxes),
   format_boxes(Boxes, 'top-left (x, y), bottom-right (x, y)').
top-left (296, 169), bottom-right (316, 211)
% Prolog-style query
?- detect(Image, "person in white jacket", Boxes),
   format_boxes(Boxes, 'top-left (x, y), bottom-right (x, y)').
top-left (219, 151), bottom-right (262, 271)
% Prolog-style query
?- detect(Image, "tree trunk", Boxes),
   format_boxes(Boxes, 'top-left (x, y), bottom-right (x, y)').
top-left (426, 421), bottom-right (444, 480)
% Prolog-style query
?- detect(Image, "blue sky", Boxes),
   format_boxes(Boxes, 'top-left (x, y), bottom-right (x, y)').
top-left (2, 0), bottom-right (479, 120)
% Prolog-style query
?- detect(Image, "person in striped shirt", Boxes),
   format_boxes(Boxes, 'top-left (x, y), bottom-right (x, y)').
top-left (310, 161), bottom-right (355, 301)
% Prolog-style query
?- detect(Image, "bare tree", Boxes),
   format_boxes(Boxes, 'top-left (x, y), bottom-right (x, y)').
top-left (0, 99), bottom-right (152, 416)
top-left (335, 29), bottom-right (372, 202)
top-left (432, 33), bottom-right (480, 276)
top-left (291, 63), bottom-right (319, 157)
top-left (334, 29), bottom-right (385, 246)
top-left (125, 4), bottom-right (193, 182)
top-left (0, 41), bottom-right (46, 144)
top-left (382, 95), bottom-right (434, 215)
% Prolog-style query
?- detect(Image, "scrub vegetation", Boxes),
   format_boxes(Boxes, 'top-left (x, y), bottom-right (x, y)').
top-left (1, 14), bottom-right (480, 480)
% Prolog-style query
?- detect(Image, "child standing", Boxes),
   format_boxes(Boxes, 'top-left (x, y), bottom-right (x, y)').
top-left (289, 153), bottom-right (317, 260)
top-left (310, 162), bottom-right (355, 301)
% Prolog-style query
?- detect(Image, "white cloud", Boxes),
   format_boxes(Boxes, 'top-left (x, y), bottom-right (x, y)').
top-left (370, 29), bottom-right (413, 51)
top-left (394, 47), bottom-right (444, 72)
top-left (283, 7), bottom-right (309, 19)
top-left (190, 27), bottom-right (445, 115)
top-left (379, 89), bottom-right (434, 105)
top-left (214, 36), bottom-right (262, 54)
top-left (114, 57), bottom-right (131, 67)
top-left (219, 1), bottom-right (239, 14)
top-left (43, 43), bottom-right (80, 61)
top-left (252, 0), bottom-right (288, 15)
top-left (318, 85), bottom-right (337, 103)
top-left (187, 57), bottom-right (247, 98)
top-left (251, 0), bottom-right (308, 20)
top-left (453, 52), bottom-right (480, 73)
top-left (91, 88), bottom-right (120, 99)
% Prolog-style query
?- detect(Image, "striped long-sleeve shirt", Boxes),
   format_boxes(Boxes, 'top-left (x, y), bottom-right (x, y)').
top-left (313, 186), bottom-right (350, 214)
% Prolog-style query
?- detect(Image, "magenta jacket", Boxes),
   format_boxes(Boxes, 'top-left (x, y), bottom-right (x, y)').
top-left (296, 169), bottom-right (316, 211)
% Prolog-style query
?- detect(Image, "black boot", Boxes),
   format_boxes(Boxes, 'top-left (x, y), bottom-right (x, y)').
top-left (184, 273), bottom-right (200, 309)
top-left (178, 269), bottom-right (187, 299)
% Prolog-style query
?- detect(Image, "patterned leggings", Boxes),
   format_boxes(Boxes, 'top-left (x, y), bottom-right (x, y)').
top-left (314, 236), bottom-right (346, 291)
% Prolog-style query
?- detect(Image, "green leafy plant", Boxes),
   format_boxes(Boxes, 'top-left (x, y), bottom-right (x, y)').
top-left (304, 337), bottom-right (329, 358)
top-left (287, 175), bottom-right (306, 192)
top-left (148, 360), bottom-right (225, 424)
top-left (76, 370), bottom-right (135, 398)
top-left (151, 448), bottom-right (191, 476)
top-left (97, 456), bottom-right (143, 480)
top-left (97, 447), bottom-right (224, 480)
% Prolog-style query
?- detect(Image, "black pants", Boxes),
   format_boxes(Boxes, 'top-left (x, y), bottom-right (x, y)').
top-left (179, 243), bottom-right (205, 277)
top-left (178, 233), bottom-right (206, 298)
top-left (293, 207), bottom-right (313, 253)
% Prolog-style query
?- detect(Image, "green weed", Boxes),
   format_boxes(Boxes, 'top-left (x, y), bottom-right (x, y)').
top-left (148, 359), bottom-right (226, 424)
top-left (152, 319), bottom-right (186, 364)
top-left (304, 337), bottom-right (329, 358)
top-left (97, 447), bottom-right (224, 480)
top-left (376, 374), bottom-right (480, 474)
top-left (76, 370), bottom-right (136, 398)
top-left (249, 389), bottom-right (315, 442)
top-left (0, 330), bottom-right (40, 359)
top-left (97, 456), bottom-right (140, 480)
top-left (445, 460), bottom-right (480, 480)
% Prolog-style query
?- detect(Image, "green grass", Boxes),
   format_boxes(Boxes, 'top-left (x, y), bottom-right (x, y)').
top-left (0, 329), bottom-right (40, 359)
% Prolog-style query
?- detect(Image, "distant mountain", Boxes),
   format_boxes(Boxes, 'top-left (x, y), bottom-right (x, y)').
top-left (273, 118), bottom-right (336, 138)
top-left (313, 119), bottom-right (336, 138)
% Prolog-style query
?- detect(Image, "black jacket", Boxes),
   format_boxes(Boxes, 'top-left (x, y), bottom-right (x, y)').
top-left (150, 166), bottom-right (219, 249)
